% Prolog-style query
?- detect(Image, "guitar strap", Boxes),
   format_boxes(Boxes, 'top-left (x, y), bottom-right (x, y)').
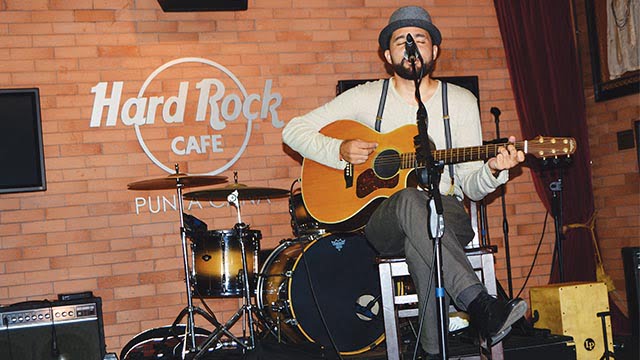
top-left (374, 79), bottom-right (390, 132)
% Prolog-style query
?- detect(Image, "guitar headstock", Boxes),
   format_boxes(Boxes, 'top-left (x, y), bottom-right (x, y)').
top-left (527, 136), bottom-right (577, 159)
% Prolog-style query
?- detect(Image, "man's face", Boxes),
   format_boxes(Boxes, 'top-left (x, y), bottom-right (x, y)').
top-left (384, 26), bottom-right (439, 80)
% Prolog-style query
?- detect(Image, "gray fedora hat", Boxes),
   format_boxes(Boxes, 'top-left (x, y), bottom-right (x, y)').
top-left (378, 6), bottom-right (442, 50)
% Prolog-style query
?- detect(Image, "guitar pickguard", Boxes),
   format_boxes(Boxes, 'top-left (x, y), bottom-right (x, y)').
top-left (356, 169), bottom-right (399, 198)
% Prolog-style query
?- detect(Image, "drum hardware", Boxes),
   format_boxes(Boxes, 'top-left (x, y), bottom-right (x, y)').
top-left (266, 302), bottom-right (288, 313)
top-left (126, 165), bottom-right (227, 359)
top-left (189, 173), bottom-right (287, 359)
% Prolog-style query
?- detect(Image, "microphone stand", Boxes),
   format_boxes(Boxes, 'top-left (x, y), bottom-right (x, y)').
top-left (550, 176), bottom-right (564, 282)
top-left (489, 107), bottom-right (514, 299)
top-left (407, 44), bottom-right (449, 359)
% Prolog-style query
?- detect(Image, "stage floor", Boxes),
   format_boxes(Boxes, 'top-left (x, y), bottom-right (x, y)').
top-left (128, 329), bottom-right (579, 360)
top-left (119, 320), bottom-right (640, 359)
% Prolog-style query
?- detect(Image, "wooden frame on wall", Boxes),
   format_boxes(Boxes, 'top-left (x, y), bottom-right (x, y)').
top-left (584, 0), bottom-right (640, 101)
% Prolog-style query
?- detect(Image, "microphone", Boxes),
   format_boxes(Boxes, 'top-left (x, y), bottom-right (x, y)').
top-left (404, 33), bottom-right (419, 62)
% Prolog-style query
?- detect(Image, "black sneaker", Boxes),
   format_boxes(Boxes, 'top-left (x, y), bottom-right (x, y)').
top-left (467, 292), bottom-right (527, 345)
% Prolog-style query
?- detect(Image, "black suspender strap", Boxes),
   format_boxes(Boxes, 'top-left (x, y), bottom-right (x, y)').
top-left (344, 78), bottom-right (390, 188)
top-left (442, 82), bottom-right (455, 186)
top-left (375, 79), bottom-right (390, 132)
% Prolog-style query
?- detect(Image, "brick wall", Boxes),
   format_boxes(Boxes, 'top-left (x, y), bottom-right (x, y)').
top-left (574, 0), bottom-right (640, 319)
top-left (0, 0), bottom-right (584, 354)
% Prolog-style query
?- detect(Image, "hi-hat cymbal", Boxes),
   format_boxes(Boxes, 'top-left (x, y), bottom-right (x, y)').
top-left (127, 173), bottom-right (228, 191)
top-left (183, 183), bottom-right (290, 201)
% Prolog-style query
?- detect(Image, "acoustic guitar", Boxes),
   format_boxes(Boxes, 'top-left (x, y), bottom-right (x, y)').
top-left (300, 119), bottom-right (577, 228)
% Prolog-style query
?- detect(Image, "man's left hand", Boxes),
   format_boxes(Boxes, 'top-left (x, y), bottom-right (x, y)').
top-left (488, 136), bottom-right (525, 174)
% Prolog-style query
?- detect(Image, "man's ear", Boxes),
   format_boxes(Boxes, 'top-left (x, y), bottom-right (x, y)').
top-left (384, 49), bottom-right (392, 65)
top-left (432, 45), bottom-right (439, 60)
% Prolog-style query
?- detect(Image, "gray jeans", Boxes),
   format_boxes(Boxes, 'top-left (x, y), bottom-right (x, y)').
top-left (365, 188), bottom-right (483, 353)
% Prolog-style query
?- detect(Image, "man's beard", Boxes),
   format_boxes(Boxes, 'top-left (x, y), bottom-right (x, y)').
top-left (393, 58), bottom-right (435, 80)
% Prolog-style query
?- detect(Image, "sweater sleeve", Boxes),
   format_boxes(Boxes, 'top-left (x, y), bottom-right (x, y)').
top-left (281, 103), bottom-right (349, 170)
top-left (282, 81), bottom-right (382, 169)
top-left (446, 85), bottom-right (509, 201)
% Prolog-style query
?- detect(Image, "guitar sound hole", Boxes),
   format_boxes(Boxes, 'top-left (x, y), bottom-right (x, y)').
top-left (374, 149), bottom-right (400, 179)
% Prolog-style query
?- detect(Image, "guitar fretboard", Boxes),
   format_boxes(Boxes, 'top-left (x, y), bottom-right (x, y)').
top-left (398, 142), bottom-right (525, 168)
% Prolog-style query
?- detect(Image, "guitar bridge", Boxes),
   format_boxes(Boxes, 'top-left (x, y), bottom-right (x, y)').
top-left (344, 163), bottom-right (353, 188)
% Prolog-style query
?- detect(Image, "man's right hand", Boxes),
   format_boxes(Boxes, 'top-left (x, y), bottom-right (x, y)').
top-left (339, 139), bottom-right (378, 164)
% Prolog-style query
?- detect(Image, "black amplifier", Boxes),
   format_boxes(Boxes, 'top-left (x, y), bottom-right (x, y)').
top-left (0, 296), bottom-right (106, 360)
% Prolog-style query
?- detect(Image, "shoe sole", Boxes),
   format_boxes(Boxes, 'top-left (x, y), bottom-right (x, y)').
top-left (489, 300), bottom-right (527, 345)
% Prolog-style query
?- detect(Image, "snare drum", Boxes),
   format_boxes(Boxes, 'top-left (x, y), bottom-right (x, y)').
top-left (192, 228), bottom-right (261, 297)
top-left (256, 232), bottom-right (384, 355)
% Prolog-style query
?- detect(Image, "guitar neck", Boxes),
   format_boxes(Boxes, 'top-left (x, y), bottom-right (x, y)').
top-left (401, 141), bottom-right (526, 168)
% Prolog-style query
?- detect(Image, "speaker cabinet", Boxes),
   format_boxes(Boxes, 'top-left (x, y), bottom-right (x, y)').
top-left (530, 282), bottom-right (612, 360)
top-left (157, 0), bottom-right (248, 12)
top-left (0, 297), bottom-right (105, 360)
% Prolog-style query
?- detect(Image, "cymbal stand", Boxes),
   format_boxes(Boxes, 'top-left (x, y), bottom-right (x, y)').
top-left (192, 190), bottom-right (256, 359)
top-left (168, 165), bottom-right (228, 359)
top-left (175, 166), bottom-right (198, 357)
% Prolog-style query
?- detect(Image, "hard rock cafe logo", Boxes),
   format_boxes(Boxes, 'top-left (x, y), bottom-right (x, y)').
top-left (89, 57), bottom-right (283, 175)
top-left (88, 57), bottom-right (284, 213)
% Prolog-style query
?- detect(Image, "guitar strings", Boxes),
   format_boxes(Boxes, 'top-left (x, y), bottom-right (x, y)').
top-left (367, 142), bottom-right (525, 167)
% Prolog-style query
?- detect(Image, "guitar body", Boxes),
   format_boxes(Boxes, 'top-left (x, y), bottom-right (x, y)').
top-left (301, 120), bottom-right (418, 226)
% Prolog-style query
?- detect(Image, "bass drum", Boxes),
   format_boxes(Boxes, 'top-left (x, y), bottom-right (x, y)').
top-left (120, 325), bottom-right (212, 360)
top-left (256, 232), bottom-right (384, 355)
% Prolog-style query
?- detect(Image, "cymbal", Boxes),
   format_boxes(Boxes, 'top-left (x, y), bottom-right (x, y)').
top-left (183, 183), bottom-right (290, 201)
top-left (127, 173), bottom-right (228, 191)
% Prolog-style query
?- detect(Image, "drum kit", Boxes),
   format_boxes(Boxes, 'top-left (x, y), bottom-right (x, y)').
top-left (122, 166), bottom-right (384, 360)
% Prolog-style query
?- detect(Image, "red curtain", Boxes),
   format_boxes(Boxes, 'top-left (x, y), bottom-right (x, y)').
top-left (493, 0), bottom-right (629, 333)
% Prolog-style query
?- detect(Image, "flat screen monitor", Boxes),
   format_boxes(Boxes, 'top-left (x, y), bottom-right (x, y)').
top-left (0, 88), bottom-right (46, 194)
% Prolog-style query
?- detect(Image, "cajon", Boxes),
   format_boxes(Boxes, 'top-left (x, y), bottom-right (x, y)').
top-left (530, 282), bottom-right (613, 360)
